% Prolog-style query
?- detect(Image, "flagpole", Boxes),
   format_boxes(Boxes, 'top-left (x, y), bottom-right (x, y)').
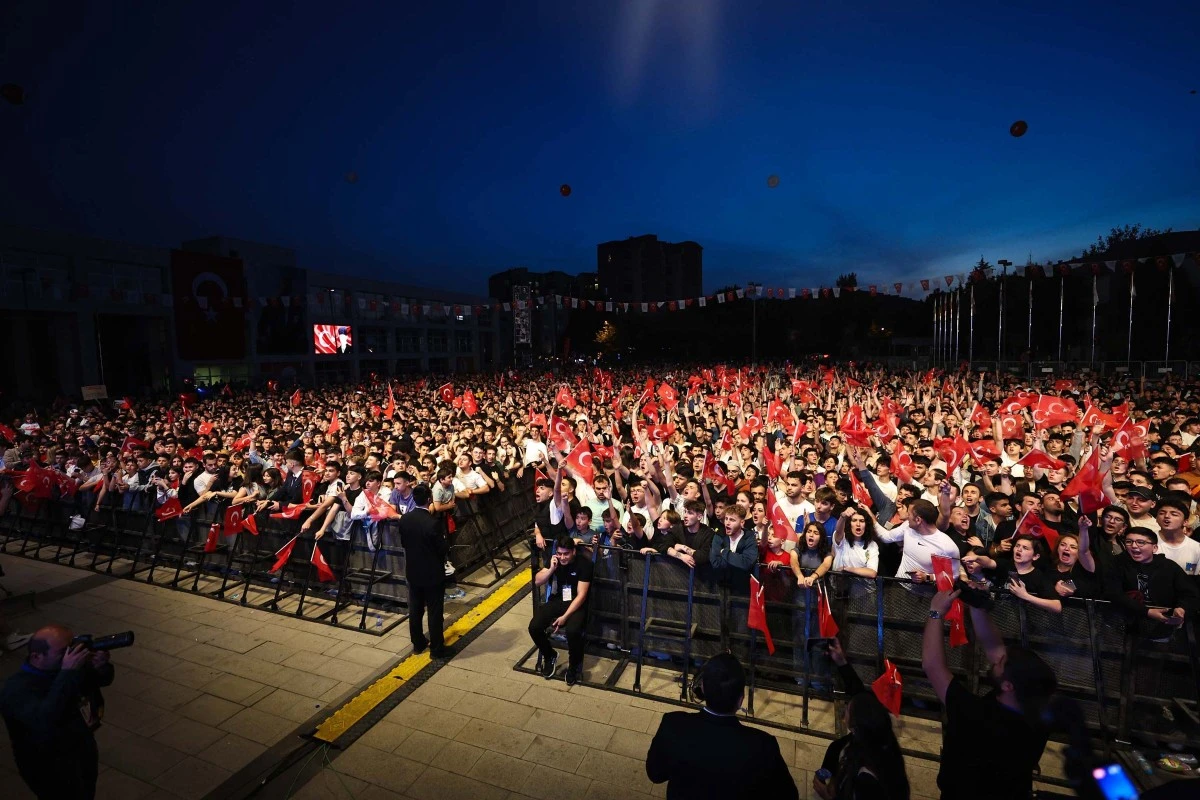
top-left (1027, 278), bottom-right (1034, 356)
top-left (1090, 274), bottom-right (1098, 368)
top-left (969, 283), bottom-right (976, 366)
top-left (997, 265), bottom-right (1006, 363)
top-left (1127, 272), bottom-right (1135, 364)
top-left (953, 289), bottom-right (961, 364)
top-left (1057, 274), bottom-right (1065, 362)
top-left (1165, 266), bottom-right (1174, 363)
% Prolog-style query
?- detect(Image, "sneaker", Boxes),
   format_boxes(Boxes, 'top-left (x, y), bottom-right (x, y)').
top-left (565, 665), bottom-right (580, 686)
top-left (539, 651), bottom-right (559, 679)
top-left (444, 560), bottom-right (456, 576)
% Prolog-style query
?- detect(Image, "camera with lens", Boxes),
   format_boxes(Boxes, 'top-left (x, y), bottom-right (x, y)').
top-left (70, 631), bottom-right (135, 652)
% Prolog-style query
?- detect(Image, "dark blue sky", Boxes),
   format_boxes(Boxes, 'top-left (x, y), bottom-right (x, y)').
top-left (2, 1), bottom-right (1198, 295)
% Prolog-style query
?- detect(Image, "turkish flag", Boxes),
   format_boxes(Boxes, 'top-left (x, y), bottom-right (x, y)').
top-left (271, 504), bottom-right (306, 519)
top-left (301, 470), bottom-right (319, 503)
top-left (366, 492), bottom-right (399, 521)
top-left (838, 405), bottom-right (873, 447)
top-left (999, 414), bottom-right (1024, 440)
top-left (204, 523), bottom-right (221, 553)
top-left (0, 423), bottom-right (15, 443)
top-left (762, 445), bottom-right (780, 481)
top-left (291, 388), bottom-right (302, 408)
top-left (231, 433), bottom-right (253, 451)
top-left (1016, 450), bottom-right (1065, 471)
top-left (816, 585), bottom-right (839, 638)
top-left (564, 440), bottom-right (596, 485)
top-left (1061, 447), bottom-right (1110, 515)
top-left (462, 390), bottom-right (478, 417)
top-left (748, 576), bottom-right (775, 654)
top-left (555, 385), bottom-right (576, 409)
top-left (384, 385), bottom-right (396, 420)
top-left (945, 599), bottom-right (970, 647)
top-left (657, 382), bottom-right (678, 412)
top-left (718, 429), bottom-right (733, 452)
top-left (438, 383), bottom-right (455, 404)
top-left (1080, 404), bottom-right (1118, 431)
top-left (1112, 416), bottom-right (1149, 460)
top-left (850, 470), bottom-right (872, 508)
top-left (933, 436), bottom-right (970, 476)
top-left (872, 660), bottom-right (903, 715)
top-left (197, 421), bottom-right (214, 435)
top-left (1016, 511), bottom-right (1061, 551)
top-left (55, 471), bottom-right (78, 498)
top-left (998, 393), bottom-right (1035, 415)
top-left (155, 497), bottom-right (184, 521)
top-left (271, 535), bottom-right (298, 572)
top-left (966, 439), bottom-right (1002, 465)
top-left (120, 436), bottom-right (149, 455)
top-left (171, 249), bottom-right (247, 360)
top-left (646, 423), bottom-right (676, 443)
top-left (242, 513), bottom-right (259, 535)
top-left (643, 401), bottom-right (660, 423)
top-left (1032, 394), bottom-right (1079, 430)
top-left (530, 410), bottom-right (548, 429)
top-left (790, 419), bottom-right (808, 443)
top-left (872, 413), bottom-right (898, 443)
top-left (325, 410), bottom-right (342, 436)
top-left (1053, 379), bottom-right (1076, 392)
top-left (968, 403), bottom-right (992, 430)
top-left (223, 504), bottom-right (246, 535)
top-left (311, 544), bottom-right (336, 582)
top-left (930, 554), bottom-right (956, 591)
top-left (166, 410), bottom-right (175, 428)
top-left (1178, 453), bottom-right (1194, 473)
top-left (765, 490), bottom-right (798, 544)
top-left (891, 450), bottom-right (915, 484)
top-left (547, 415), bottom-right (578, 448)
top-left (15, 464), bottom-right (55, 499)
top-left (701, 452), bottom-right (736, 494)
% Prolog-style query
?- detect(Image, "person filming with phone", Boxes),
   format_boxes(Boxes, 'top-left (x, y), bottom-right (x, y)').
top-left (528, 534), bottom-right (592, 685)
top-left (0, 624), bottom-right (117, 799)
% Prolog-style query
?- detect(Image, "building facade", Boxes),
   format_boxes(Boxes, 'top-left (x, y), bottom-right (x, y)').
top-left (0, 226), bottom-right (499, 399)
top-left (596, 234), bottom-right (702, 303)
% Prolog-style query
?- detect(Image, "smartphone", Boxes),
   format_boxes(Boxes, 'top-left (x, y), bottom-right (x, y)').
top-left (1091, 763), bottom-right (1138, 800)
top-left (1062, 580), bottom-right (1077, 592)
top-left (815, 768), bottom-right (832, 783)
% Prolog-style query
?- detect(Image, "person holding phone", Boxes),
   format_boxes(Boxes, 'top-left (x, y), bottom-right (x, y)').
top-left (528, 534), bottom-right (592, 685)
top-left (1102, 526), bottom-right (1199, 641)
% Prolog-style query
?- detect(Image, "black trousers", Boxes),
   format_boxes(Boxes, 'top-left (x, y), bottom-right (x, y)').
top-left (529, 599), bottom-right (586, 668)
top-left (408, 582), bottom-right (444, 651)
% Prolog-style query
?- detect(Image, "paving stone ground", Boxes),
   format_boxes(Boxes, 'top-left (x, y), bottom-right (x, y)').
top-left (1, 555), bottom-right (1069, 800)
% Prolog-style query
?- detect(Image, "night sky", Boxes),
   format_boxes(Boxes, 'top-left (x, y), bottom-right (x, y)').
top-left (2, 1), bottom-right (1198, 296)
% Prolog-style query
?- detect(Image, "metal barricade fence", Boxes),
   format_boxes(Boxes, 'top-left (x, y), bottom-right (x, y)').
top-left (0, 475), bottom-right (537, 636)
top-left (520, 549), bottom-right (1200, 756)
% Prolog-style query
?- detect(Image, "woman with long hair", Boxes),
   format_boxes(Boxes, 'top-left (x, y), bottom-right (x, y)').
top-left (815, 639), bottom-right (910, 800)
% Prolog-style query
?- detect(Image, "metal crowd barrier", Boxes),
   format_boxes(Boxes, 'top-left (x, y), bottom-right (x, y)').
top-left (0, 476), bottom-right (537, 637)
top-left (515, 546), bottom-right (1200, 757)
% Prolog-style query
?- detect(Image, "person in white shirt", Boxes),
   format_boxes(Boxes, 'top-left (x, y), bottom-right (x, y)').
top-left (1154, 494), bottom-right (1200, 575)
top-left (774, 470), bottom-right (816, 530)
top-left (876, 498), bottom-right (961, 581)
top-left (831, 506), bottom-right (880, 578)
top-left (521, 427), bottom-right (550, 470)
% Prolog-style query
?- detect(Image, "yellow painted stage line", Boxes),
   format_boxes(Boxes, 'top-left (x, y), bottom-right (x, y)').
top-left (313, 567), bottom-right (532, 743)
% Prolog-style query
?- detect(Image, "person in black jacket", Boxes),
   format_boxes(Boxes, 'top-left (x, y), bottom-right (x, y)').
top-left (646, 653), bottom-right (798, 799)
top-left (398, 484), bottom-right (450, 658)
top-left (0, 624), bottom-right (115, 799)
top-left (1102, 526), bottom-right (1199, 640)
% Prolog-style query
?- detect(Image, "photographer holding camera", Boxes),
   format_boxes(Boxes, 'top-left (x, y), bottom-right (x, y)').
top-left (0, 624), bottom-right (117, 800)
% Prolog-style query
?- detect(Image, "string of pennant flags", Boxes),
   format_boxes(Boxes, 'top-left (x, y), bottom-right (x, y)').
top-left (45, 250), bottom-right (1200, 316)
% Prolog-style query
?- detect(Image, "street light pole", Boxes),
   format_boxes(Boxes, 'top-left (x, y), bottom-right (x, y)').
top-left (996, 259), bottom-right (1011, 364)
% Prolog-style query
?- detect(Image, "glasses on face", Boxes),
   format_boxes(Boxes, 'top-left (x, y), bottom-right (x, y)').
top-left (1123, 538), bottom-right (1153, 548)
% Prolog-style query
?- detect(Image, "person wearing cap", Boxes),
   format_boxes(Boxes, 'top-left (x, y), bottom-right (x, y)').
top-left (1122, 485), bottom-right (1160, 532)
top-left (1154, 492), bottom-right (1200, 575)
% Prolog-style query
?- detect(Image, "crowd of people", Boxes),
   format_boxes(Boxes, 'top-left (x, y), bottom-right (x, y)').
top-left (4, 362), bottom-right (1200, 796)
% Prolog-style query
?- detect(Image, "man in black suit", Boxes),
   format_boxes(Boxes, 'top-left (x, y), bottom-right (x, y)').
top-left (398, 484), bottom-right (450, 658)
top-left (646, 653), bottom-right (798, 800)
